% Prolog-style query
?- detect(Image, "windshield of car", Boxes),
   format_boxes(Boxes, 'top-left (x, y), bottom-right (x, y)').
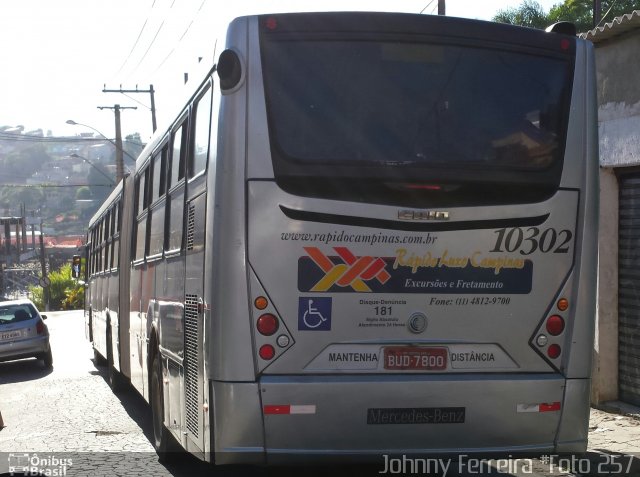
top-left (0, 304), bottom-right (38, 324)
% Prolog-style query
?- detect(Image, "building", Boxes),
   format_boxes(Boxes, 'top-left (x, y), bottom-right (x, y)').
top-left (582, 10), bottom-right (640, 406)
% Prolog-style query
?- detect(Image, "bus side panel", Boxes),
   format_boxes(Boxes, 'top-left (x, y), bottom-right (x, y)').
top-left (563, 41), bottom-right (598, 380)
top-left (129, 265), bottom-right (145, 395)
top-left (92, 275), bottom-right (107, 359)
top-left (556, 378), bottom-right (590, 452)
top-left (140, 261), bottom-right (155, 401)
top-left (107, 271), bottom-right (120, 371)
top-left (210, 382), bottom-right (265, 464)
top-left (119, 178), bottom-right (135, 380)
top-left (208, 16), bottom-right (256, 383)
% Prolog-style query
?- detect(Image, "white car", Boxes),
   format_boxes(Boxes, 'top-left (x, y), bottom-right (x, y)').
top-left (0, 299), bottom-right (52, 368)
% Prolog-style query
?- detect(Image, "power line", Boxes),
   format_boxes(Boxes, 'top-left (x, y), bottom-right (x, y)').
top-left (126, 17), bottom-right (167, 80)
top-left (0, 132), bottom-right (144, 148)
top-left (112, 0), bottom-right (157, 79)
top-left (121, 92), bottom-right (151, 110)
top-left (138, 20), bottom-right (166, 70)
top-left (595, 0), bottom-right (620, 28)
top-left (152, 0), bottom-right (206, 74)
top-left (420, 0), bottom-right (436, 14)
top-left (114, 18), bottom-right (150, 77)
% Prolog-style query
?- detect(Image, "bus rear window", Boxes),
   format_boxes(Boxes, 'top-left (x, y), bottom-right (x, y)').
top-left (261, 37), bottom-right (573, 206)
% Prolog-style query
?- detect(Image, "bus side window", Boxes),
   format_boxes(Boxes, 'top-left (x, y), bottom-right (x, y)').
top-left (136, 173), bottom-right (146, 216)
top-left (149, 143), bottom-right (168, 258)
top-left (144, 164), bottom-right (152, 211)
top-left (167, 118), bottom-right (187, 253)
top-left (167, 190), bottom-right (184, 252)
top-left (134, 166), bottom-right (150, 261)
top-left (189, 84), bottom-right (212, 179)
top-left (103, 212), bottom-right (110, 272)
top-left (152, 145), bottom-right (167, 201)
top-left (169, 119), bottom-right (187, 188)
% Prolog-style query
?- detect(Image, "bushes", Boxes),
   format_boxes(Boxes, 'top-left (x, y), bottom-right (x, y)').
top-left (29, 263), bottom-right (84, 311)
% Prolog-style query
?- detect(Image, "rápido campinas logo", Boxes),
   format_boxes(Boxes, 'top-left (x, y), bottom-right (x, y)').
top-left (8, 453), bottom-right (72, 476)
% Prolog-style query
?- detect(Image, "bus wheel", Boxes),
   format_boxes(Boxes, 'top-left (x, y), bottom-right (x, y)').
top-left (151, 353), bottom-right (179, 461)
top-left (106, 327), bottom-right (126, 393)
top-left (93, 348), bottom-right (106, 367)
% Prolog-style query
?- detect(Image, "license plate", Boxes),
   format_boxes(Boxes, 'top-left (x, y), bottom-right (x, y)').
top-left (383, 347), bottom-right (447, 370)
top-left (1, 330), bottom-right (21, 341)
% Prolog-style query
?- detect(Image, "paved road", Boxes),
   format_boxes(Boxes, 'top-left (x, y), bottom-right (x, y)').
top-left (0, 310), bottom-right (638, 477)
top-left (0, 310), bottom-right (218, 476)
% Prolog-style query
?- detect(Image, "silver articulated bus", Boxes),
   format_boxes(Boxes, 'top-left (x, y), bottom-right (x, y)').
top-left (84, 12), bottom-right (598, 464)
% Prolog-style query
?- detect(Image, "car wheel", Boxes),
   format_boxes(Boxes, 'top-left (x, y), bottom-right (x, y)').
top-left (42, 346), bottom-right (53, 369)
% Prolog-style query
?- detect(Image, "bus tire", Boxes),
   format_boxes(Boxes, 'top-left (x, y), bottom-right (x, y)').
top-left (93, 348), bottom-right (106, 367)
top-left (88, 309), bottom-right (93, 343)
top-left (151, 352), bottom-right (180, 461)
top-left (106, 326), bottom-right (126, 393)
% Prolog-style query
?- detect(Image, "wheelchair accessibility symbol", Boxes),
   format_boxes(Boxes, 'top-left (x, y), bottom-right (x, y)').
top-left (298, 297), bottom-right (332, 331)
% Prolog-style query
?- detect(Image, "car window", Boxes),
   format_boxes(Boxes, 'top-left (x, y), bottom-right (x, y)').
top-left (0, 305), bottom-right (37, 324)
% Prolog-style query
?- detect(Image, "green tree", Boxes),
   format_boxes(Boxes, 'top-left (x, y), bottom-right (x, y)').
top-left (28, 263), bottom-right (84, 311)
top-left (0, 185), bottom-right (46, 212)
top-left (493, 0), bottom-right (551, 28)
top-left (75, 186), bottom-right (92, 200)
top-left (494, 0), bottom-right (640, 31)
top-left (0, 144), bottom-right (51, 183)
top-left (549, 0), bottom-right (640, 32)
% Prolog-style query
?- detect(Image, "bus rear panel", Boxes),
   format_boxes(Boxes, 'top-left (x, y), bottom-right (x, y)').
top-left (211, 13), bottom-right (597, 463)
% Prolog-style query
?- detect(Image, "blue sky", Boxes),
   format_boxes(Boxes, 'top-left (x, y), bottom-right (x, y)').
top-left (0, 0), bottom-right (560, 140)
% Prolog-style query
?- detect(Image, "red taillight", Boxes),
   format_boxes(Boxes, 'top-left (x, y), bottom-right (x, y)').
top-left (259, 344), bottom-right (275, 360)
top-left (265, 17), bottom-right (277, 30)
top-left (546, 315), bottom-right (565, 336)
top-left (36, 320), bottom-right (45, 334)
top-left (547, 344), bottom-right (561, 359)
top-left (257, 314), bottom-right (278, 336)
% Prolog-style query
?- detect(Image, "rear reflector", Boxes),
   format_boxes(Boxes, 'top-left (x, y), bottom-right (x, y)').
top-left (264, 404), bottom-right (316, 415)
top-left (539, 402), bottom-right (562, 412)
top-left (517, 401), bottom-right (561, 413)
top-left (557, 298), bottom-right (569, 311)
top-left (547, 344), bottom-right (561, 359)
top-left (259, 344), bottom-right (275, 360)
top-left (254, 296), bottom-right (268, 310)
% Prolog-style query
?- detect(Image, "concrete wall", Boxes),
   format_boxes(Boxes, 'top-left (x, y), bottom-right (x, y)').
top-left (596, 32), bottom-right (640, 168)
top-left (591, 29), bottom-right (640, 404)
top-left (592, 168), bottom-right (619, 404)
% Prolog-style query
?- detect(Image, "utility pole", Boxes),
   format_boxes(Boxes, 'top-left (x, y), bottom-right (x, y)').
top-left (594, 0), bottom-right (602, 27)
top-left (38, 226), bottom-right (50, 311)
top-left (98, 104), bottom-right (136, 183)
top-left (438, 0), bottom-right (445, 15)
top-left (103, 84), bottom-right (157, 132)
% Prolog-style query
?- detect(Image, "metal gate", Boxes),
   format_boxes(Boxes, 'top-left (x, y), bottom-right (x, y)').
top-left (618, 172), bottom-right (640, 406)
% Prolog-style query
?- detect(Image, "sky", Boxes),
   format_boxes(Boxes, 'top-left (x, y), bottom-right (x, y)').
top-left (0, 0), bottom-right (560, 143)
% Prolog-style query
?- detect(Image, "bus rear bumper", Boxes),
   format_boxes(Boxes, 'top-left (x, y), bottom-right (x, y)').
top-left (210, 375), bottom-right (589, 465)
